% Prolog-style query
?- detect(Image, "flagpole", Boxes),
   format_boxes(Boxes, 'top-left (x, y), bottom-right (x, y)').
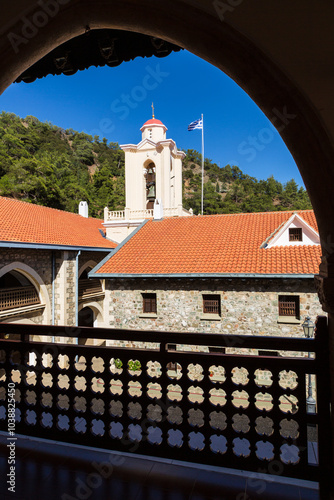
top-left (201, 113), bottom-right (204, 215)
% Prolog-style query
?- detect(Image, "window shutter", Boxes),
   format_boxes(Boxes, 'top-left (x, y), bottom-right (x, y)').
top-left (289, 228), bottom-right (303, 242)
top-left (279, 296), bottom-right (299, 318)
top-left (203, 295), bottom-right (221, 315)
top-left (143, 293), bottom-right (157, 313)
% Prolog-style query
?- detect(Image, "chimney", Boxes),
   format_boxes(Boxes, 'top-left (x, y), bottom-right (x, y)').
top-left (153, 199), bottom-right (163, 220)
top-left (79, 201), bottom-right (88, 218)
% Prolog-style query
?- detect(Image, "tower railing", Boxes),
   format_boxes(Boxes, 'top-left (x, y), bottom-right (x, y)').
top-left (104, 207), bottom-right (192, 222)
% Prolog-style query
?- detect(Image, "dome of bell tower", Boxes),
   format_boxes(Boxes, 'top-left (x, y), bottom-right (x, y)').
top-left (140, 117), bottom-right (167, 141)
top-left (142, 118), bottom-right (164, 127)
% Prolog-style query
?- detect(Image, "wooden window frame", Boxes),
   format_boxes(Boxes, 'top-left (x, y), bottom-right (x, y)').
top-left (278, 295), bottom-right (300, 319)
top-left (142, 293), bottom-right (157, 314)
top-left (203, 294), bottom-right (221, 316)
top-left (289, 227), bottom-right (303, 242)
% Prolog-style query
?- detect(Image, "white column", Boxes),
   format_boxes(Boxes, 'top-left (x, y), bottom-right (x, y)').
top-left (174, 157), bottom-right (183, 209)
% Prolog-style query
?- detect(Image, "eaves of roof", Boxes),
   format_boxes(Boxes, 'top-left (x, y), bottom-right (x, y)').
top-left (88, 219), bottom-right (149, 277)
top-left (0, 241), bottom-right (116, 252)
top-left (89, 272), bottom-right (315, 279)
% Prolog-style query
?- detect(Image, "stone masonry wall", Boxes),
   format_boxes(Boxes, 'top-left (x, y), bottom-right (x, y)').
top-left (0, 248), bottom-right (52, 324)
top-left (54, 250), bottom-right (109, 326)
top-left (106, 277), bottom-right (323, 338)
top-left (0, 248), bottom-right (109, 327)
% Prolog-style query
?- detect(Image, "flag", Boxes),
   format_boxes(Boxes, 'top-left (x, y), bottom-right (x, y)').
top-left (188, 118), bottom-right (203, 131)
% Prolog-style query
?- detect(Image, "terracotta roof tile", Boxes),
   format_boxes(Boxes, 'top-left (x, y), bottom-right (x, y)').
top-left (0, 197), bottom-right (116, 249)
top-left (141, 118), bottom-right (165, 127)
top-left (95, 210), bottom-right (321, 276)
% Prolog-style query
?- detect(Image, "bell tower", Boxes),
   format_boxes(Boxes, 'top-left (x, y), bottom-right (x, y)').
top-left (121, 115), bottom-right (186, 216)
top-left (103, 114), bottom-right (192, 243)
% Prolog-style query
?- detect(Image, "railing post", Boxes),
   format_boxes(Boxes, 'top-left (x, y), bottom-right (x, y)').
top-left (104, 206), bottom-right (109, 222)
top-left (314, 315), bottom-right (332, 499)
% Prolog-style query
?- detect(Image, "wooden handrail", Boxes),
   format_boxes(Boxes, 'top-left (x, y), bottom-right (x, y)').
top-left (0, 286), bottom-right (39, 311)
top-left (78, 278), bottom-right (102, 297)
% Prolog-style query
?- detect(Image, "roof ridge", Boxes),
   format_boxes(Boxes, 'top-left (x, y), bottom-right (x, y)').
top-left (167, 209), bottom-right (315, 220)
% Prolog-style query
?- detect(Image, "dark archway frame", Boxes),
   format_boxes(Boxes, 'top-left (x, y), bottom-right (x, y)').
top-left (1, 1), bottom-right (334, 494)
top-left (1, 1), bottom-right (334, 246)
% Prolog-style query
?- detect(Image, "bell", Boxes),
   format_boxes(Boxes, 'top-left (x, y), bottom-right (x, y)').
top-left (147, 184), bottom-right (156, 199)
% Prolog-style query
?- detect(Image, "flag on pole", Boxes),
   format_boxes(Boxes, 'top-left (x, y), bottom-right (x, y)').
top-left (188, 118), bottom-right (203, 131)
top-left (187, 115), bottom-right (205, 215)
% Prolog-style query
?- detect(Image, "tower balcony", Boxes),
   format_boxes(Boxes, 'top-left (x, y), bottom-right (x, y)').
top-left (104, 206), bottom-right (193, 222)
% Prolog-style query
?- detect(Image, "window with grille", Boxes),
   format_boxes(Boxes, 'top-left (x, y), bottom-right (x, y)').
top-left (289, 227), bottom-right (303, 242)
top-left (209, 346), bottom-right (225, 354)
top-left (142, 293), bottom-right (157, 314)
top-left (203, 295), bottom-right (221, 315)
top-left (278, 295), bottom-right (300, 318)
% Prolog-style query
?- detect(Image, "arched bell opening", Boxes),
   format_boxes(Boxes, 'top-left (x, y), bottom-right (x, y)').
top-left (144, 162), bottom-right (156, 210)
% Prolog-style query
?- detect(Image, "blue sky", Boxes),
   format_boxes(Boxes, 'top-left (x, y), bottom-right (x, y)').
top-left (1, 49), bottom-right (304, 186)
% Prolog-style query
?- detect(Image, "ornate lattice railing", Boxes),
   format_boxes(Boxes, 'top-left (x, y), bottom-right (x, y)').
top-left (0, 319), bottom-right (331, 495)
top-left (0, 286), bottom-right (40, 311)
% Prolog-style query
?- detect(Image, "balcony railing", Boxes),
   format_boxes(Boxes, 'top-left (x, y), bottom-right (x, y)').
top-left (0, 286), bottom-right (40, 311)
top-left (104, 207), bottom-right (193, 221)
top-left (78, 279), bottom-right (103, 299)
top-left (0, 318), bottom-right (331, 497)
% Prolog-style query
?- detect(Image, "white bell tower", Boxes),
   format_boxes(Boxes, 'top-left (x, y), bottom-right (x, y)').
top-left (122, 114), bottom-right (185, 215)
top-left (103, 112), bottom-right (192, 243)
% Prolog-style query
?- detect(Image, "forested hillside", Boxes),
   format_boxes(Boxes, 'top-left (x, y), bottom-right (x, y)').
top-left (182, 150), bottom-right (311, 214)
top-left (0, 112), bottom-right (312, 217)
top-left (0, 112), bottom-right (125, 217)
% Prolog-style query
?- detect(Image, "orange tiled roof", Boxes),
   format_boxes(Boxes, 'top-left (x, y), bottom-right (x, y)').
top-left (94, 210), bottom-right (321, 275)
top-left (0, 197), bottom-right (116, 249)
top-left (142, 118), bottom-right (165, 127)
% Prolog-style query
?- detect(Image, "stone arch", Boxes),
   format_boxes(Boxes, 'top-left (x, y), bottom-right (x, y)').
top-left (78, 260), bottom-right (103, 286)
top-left (2, 3), bottom-right (334, 487)
top-left (78, 259), bottom-right (104, 301)
top-left (78, 305), bottom-right (95, 327)
top-left (78, 301), bottom-right (103, 326)
top-left (143, 159), bottom-right (155, 169)
top-left (78, 259), bottom-right (98, 277)
top-left (78, 302), bottom-right (105, 345)
top-left (0, 261), bottom-right (51, 323)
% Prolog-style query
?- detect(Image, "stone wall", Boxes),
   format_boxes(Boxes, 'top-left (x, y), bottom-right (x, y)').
top-left (0, 248), bottom-right (52, 324)
top-left (54, 250), bottom-right (74, 326)
top-left (106, 277), bottom-right (323, 338)
top-left (0, 248), bottom-right (109, 327)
